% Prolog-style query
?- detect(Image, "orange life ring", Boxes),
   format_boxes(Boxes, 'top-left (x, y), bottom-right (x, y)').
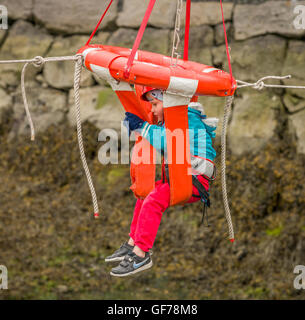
top-left (77, 44), bottom-right (236, 97)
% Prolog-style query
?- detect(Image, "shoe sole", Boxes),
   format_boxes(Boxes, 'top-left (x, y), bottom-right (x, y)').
top-left (105, 250), bottom-right (153, 263)
top-left (110, 261), bottom-right (153, 277)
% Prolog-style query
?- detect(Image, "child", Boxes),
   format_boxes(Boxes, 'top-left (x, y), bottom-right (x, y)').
top-left (106, 88), bottom-right (218, 277)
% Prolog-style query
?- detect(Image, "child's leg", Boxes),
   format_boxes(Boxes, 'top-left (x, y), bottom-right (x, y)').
top-left (133, 177), bottom-right (209, 253)
top-left (133, 180), bottom-right (171, 253)
top-left (128, 198), bottom-right (145, 244)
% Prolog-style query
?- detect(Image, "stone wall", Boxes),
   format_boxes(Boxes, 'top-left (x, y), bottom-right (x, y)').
top-left (0, 0), bottom-right (305, 155)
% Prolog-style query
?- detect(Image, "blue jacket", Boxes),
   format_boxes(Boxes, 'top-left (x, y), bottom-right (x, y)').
top-left (136, 107), bottom-right (217, 162)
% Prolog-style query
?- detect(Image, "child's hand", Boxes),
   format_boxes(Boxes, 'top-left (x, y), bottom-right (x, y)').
top-left (123, 112), bottom-right (145, 135)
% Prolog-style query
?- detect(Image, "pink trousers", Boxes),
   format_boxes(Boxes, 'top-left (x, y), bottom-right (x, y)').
top-left (129, 175), bottom-right (209, 252)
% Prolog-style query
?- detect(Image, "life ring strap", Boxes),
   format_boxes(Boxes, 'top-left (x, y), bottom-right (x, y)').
top-left (163, 104), bottom-right (193, 206)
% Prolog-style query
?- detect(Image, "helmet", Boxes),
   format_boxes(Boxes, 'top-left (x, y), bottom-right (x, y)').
top-left (140, 86), bottom-right (163, 102)
top-left (140, 86), bottom-right (154, 101)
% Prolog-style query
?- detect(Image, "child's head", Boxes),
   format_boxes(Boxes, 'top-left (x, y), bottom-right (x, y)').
top-left (142, 88), bottom-right (164, 122)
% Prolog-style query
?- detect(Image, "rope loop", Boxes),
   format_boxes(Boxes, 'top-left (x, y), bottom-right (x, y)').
top-left (75, 53), bottom-right (83, 63)
top-left (237, 75), bottom-right (305, 90)
top-left (254, 80), bottom-right (265, 90)
top-left (32, 56), bottom-right (45, 68)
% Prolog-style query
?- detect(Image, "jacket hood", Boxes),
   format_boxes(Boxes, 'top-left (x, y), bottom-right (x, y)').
top-left (188, 107), bottom-right (218, 138)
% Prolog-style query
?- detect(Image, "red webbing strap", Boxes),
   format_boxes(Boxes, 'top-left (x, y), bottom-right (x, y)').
top-left (114, 89), bottom-right (156, 199)
top-left (220, 0), bottom-right (233, 87)
top-left (130, 134), bottom-right (156, 199)
top-left (183, 0), bottom-right (191, 61)
top-left (123, 0), bottom-right (156, 79)
top-left (86, 0), bottom-right (114, 46)
top-left (163, 106), bottom-right (193, 206)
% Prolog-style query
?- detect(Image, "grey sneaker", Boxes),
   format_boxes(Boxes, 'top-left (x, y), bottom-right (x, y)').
top-left (105, 242), bottom-right (134, 263)
top-left (110, 251), bottom-right (153, 277)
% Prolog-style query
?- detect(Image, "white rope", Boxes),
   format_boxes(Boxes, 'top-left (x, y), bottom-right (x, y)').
top-left (237, 75), bottom-right (305, 90)
top-left (0, 54), bottom-right (100, 218)
top-left (0, 55), bottom-right (79, 65)
top-left (4, 55), bottom-right (80, 141)
top-left (73, 56), bottom-right (100, 218)
top-left (221, 95), bottom-right (235, 242)
top-left (21, 62), bottom-right (36, 141)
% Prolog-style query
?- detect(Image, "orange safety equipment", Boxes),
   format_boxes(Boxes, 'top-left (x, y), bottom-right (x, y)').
top-left (79, 0), bottom-right (236, 241)
top-left (77, 44), bottom-right (236, 206)
top-left (78, 45), bottom-right (236, 97)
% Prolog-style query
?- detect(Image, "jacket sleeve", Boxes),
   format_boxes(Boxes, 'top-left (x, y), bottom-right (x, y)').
top-left (135, 121), bottom-right (167, 153)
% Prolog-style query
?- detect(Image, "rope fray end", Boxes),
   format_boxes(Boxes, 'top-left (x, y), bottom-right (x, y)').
top-left (229, 238), bottom-right (235, 243)
top-left (94, 213), bottom-right (99, 219)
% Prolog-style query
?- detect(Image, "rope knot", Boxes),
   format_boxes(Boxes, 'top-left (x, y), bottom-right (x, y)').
top-left (254, 80), bottom-right (264, 90)
top-left (32, 56), bottom-right (45, 68)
